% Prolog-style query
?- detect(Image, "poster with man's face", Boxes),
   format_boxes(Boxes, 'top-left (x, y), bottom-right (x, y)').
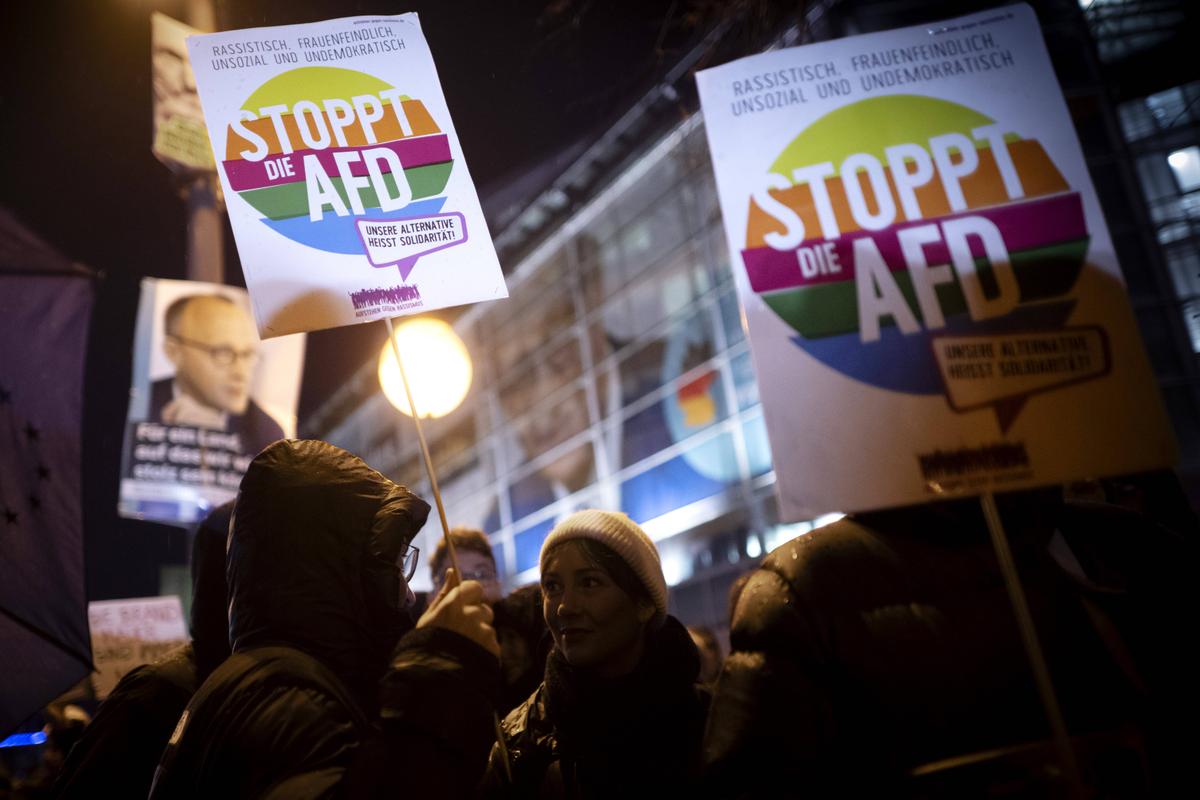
top-left (119, 279), bottom-right (304, 525)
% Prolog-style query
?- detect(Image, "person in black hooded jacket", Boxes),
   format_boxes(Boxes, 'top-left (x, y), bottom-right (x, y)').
top-left (148, 439), bottom-right (502, 800)
top-left (702, 493), bottom-right (1194, 798)
top-left (483, 509), bottom-right (709, 799)
top-left (492, 583), bottom-right (550, 717)
top-left (53, 500), bottom-right (234, 799)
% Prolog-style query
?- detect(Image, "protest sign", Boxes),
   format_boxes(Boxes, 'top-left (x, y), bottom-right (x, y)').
top-left (152, 13), bottom-right (214, 172)
top-left (118, 279), bottom-right (304, 525)
top-left (187, 14), bottom-right (506, 339)
top-left (696, 4), bottom-right (1176, 520)
top-left (88, 596), bottom-right (189, 699)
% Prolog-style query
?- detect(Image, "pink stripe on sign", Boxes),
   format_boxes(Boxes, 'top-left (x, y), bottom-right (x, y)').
top-left (743, 192), bottom-right (1086, 293)
top-left (223, 134), bottom-right (451, 192)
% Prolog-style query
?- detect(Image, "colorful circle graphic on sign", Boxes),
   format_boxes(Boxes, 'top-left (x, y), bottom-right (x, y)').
top-left (220, 66), bottom-right (453, 255)
top-left (740, 94), bottom-right (1089, 395)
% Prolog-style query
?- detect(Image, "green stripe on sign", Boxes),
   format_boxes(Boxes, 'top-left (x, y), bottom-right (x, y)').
top-left (237, 161), bottom-right (454, 220)
top-left (1012, 238), bottom-right (1089, 301)
top-left (762, 237), bottom-right (1089, 340)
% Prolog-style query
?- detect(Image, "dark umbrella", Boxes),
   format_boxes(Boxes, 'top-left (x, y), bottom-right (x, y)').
top-left (0, 208), bottom-right (96, 736)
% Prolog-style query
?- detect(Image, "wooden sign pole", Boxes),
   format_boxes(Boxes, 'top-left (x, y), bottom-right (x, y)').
top-left (383, 316), bottom-right (512, 783)
top-left (980, 491), bottom-right (1082, 796)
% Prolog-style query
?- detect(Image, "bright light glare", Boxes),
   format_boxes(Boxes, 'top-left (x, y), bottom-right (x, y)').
top-left (1167, 147), bottom-right (1200, 192)
top-left (378, 318), bottom-right (472, 418)
top-left (813, 512), bottom-right (845, 529)
top-left (660, 547), bottom-right (691, 587)
top-left (763, 520), bottom-right (813, 553)
top-left (746, 535), bottom-right (762, 559)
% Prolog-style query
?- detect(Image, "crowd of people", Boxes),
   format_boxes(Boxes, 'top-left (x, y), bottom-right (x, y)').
top-left (3, 439), bottom-right (1191, 798)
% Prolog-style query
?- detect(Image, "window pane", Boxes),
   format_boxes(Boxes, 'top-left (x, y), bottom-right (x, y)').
top-left (1183, 298), bottom-right (1200, 352)
top-left (622, 256), bottom-right (692, 341)
top-left (704, 225), bottom-right (734, 284)
top-left (1166, 245), bottom-right (1200, 301)
top-left (687, 165), bottom-right (721, 230)
top-left (616, 200), bottom-right (689, 284)
top-left (621, 368), bottom-right (728, 469)
top-left (514, 517), bottom-right (554, 574)
top-left (493, 286), bottom-right (575, 377)
top-left (1146, 87), bottom-right (1188, 130)
top-left (620, 433), bottom-right (736, 524)
top-left (618, 308), bottom-right (716, 416)
top-left (1168, 147), bottom-right (1200, 192)
top-left (508, 387), bottom-right (590, 469)
top-left (742, 414), bottom-right (774, 478)
top-left (1135, 306), bottom-right (1185, 376)
top-left (499, 335), bottom-right (583, 421)
top-left (617, 156), bottom-right (682, 226)
top-left (1118, 99), bottom-right (1156, 142)
top-left (508, 441), bottom-right (595, 520)
top-left (720, 287), bottom-right (745, 347)
top-left (732, 350), bottom-right (759, 410)
top-left (578, 228), bottom-right (621, 312)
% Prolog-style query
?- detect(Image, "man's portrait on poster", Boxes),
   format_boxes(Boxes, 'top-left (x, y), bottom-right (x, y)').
top-left (148, 293), bottom-right (284, 455)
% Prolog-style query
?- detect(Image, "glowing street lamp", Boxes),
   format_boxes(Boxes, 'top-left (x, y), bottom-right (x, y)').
top-left (378, 317), bottom-right (472, 418)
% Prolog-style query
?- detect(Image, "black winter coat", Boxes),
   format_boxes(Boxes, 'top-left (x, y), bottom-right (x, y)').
top-left (53, 501), bottom-right (233, 799)
top-left (702, 497), bottom-right (1193, 798)
top-left (148, 440), bottom-right (501, 799)
top-left (485, 615), bottom-right (709, 799)
top-left (53, 644), bottom-right (197, 799)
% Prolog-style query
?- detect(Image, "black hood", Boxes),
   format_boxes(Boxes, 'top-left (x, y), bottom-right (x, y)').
top-left (191, 500), bottom-right (233, 681)
top-left (227, 439), bottom-right (430, 711)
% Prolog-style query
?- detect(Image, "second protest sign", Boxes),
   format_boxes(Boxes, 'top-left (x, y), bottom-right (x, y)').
top-left (696, 3), bottom-right (1176, 520)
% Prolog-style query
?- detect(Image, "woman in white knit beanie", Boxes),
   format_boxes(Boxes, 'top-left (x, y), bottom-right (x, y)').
top-left (484, 510), bottom-right (708, 797)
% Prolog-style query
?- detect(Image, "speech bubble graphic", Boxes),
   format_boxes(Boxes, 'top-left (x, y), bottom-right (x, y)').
top-left (356, 211), bottom-right (468, 281)
top-left (931, 326), bottom-right (1110, 433)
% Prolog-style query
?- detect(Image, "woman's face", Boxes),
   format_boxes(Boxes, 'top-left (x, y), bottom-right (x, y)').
top-left (541, 541), bottom-right (653, 678)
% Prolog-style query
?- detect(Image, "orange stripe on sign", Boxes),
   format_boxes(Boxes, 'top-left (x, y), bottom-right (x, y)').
top-left (225, 99), bottom-right (441, 161)
top-left (745, 140), bottom-right (1069, 248)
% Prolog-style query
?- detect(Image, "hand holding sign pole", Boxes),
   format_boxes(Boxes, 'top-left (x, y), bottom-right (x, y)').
top-left (381, 317), bottom-right (512, 783)
top-left (382, 316), bottom-right (459, 577)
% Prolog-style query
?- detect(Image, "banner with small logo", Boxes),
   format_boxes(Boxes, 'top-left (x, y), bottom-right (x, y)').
top-left (696, 3), bottom-right (1176, 519)
top-left (188, 14), bottom-right (506, 338)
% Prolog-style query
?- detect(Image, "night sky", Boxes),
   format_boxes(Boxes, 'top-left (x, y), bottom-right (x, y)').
top-left (0, 0), bottom-right (746, 598)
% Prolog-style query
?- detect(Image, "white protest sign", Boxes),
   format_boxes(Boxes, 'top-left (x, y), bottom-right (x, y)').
top-left (187, 15), bottom-right (506, 338)
top-left (696, 4), bottom-right (1176, 520)
top-left (88, 596), bottom-right (189, 699)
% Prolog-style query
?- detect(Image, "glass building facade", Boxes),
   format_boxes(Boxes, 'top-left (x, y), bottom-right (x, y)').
top-left (310, 0), bottom-right (1200, 632)
top-left (1078, 0), bottom-right (1200, 486)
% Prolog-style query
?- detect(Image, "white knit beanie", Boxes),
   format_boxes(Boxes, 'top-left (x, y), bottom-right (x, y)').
top-left (540, 509), bottom-right (668, 618)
